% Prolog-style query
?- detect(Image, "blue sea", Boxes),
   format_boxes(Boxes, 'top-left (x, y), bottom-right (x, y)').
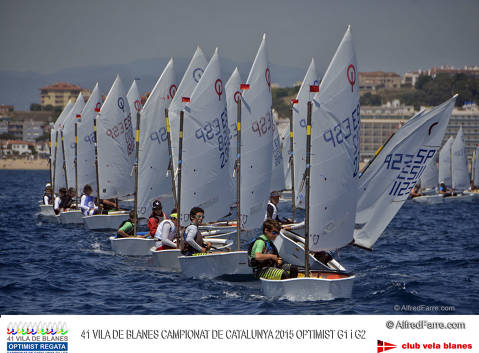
top-left (1, 169), bottom-right (478, 315)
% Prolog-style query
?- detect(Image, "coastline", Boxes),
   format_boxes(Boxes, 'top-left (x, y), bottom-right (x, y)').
top-left (0, 158), bottom-right (49, 170)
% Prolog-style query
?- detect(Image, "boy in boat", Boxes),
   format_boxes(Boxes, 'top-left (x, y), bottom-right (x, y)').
top-left (264, 191), bottom-right (292, 224)
top-left (147, 200), bottom-right (168, 236)
top-left (248, 219), bottom-right (298, 280)
top-left (181, 207), bottom-right (212, 256)
top-left (99, 198), bottom-right (119, 214)
top-left (410, 183), bottom-right (424, 198)
top-left (43, 183), bottom-right (53, 205)
top-left (116, 210), bottom-right (138, 238)
top-left (154, 209), bottom-right (178, 250)
top-left (80, 184), bottom-right (98, 216)
top-left (439, 181), bottom-right (453, 197)
top-left (54, 187), bottom-right (66, 215)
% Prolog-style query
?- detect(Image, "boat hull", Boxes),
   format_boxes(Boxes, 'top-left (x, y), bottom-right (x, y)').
top-left (83, 212), bottom-right (129, 230)
top-left (109, 236), bottom-right (155, 256)
top-left (179, 251), bottom-right (251, 279)
top-left (39, 204), bottom-right (55, 216)
top-left (151, 248), bottom-right (182, 272)
top-left (444, 193), bottom-right (476, 202)
top-left (412, 194), bottom-right (444, 204)
top-left (59, 210), bottom-right (84, 224)
top-left (260, 273), bottom-right (355, 301)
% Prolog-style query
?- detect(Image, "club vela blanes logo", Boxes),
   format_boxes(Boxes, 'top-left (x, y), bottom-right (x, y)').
top-left (377, 340), bottom-right (396, 353)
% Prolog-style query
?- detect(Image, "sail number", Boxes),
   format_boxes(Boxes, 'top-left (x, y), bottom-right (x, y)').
top-left (321, 104), bottom-right (360, 177)
top-left (194, 110), bottom-right (231, 168)
top-left (106, 114), bottom-right (134, 155)
top-left (386, 148), bottom-right (436, 198)
top-left (252, 110), bottom-right (274, 137)
top-left (150, 127), bottom-right (168, 145)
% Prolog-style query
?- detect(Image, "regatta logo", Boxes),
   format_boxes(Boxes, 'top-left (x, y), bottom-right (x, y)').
top-left (7, 321), bottom-right (68, 336)
top-left (347, 64), bottom-right (356, 92)
top-left (377, 340), bottom-right (396, 353)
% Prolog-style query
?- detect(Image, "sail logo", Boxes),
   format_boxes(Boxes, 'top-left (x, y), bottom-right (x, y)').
top-left (347, 64), bottom-right (356, 92)
top-left (233, 91), bottom-right (242, 104)
top-left (193, 68), bottom-right (204, 83)
top-left (169, 84), bottom-right (177, 99)
top-left (377, 340), bottom-right (396, 352)
top-left (117, 97), bottom-right (125, 112)
top-left (265, 68), bottom-right (271, 90)
top-left (215, 79), bottom-right (223, 100)
top-left (134, 99), bottom-right (141, 112)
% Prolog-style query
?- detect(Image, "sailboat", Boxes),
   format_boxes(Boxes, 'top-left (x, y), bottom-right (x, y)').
top-left (83, 75), bottom-right (135, 231)
top-left (179, 35), bottom-right (273, 279)
top-left (77, 83), bottom-right (102, 201)
top-left (354, 95), bottom-right (457, 250)
top-left (447, 126), bottom-right (476, 201)
top-left (412, 157), bottom-right (444, 204)
top-left (261, 27), bottom-right (359, 300)
top-left (470, 146), bottom-right (479, 191)
top-left (58, 93), bottom-right (86, 224)
top-left (177, 48), bottom-right (244, 278)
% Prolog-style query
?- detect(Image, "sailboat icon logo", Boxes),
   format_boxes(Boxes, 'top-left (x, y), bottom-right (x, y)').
top-left (377, 340), bottom-right (396, 353)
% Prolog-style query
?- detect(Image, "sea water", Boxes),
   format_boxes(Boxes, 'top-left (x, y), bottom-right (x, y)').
top-left (0, 170), bottom-right (478, 314)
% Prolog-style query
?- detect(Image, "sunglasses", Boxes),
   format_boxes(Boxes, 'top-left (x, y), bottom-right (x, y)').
top-left (272, 230), bottom-right (279, 235)
top-left (196, 214), bottom-right (204, 219)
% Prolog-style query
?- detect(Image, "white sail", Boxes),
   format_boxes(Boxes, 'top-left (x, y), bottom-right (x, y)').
top-left (62, 92), bottom-right (86, 191)
top-left (78, 83), bottom-right (102, 196)
top-left (180, 48), bottom-right (232, 225)
top-left (293, 58), bottom-right (319, 208)
top-left (168, 47), bottom-right (208, 169)
top-left (270, 118), bottom-right (286, 191)
top-left (281, 125), bottom-right (292, 189)
top-left (138, 58), bottom-right (177, 218)
top-left (240, 34), bottom-right (274, 231)
top-left (420, 158), bottom-right (438, 190)
top-left (126, 79), bottom-right (142, 146)
top-left (225, 67), bottom-right (242, 202)
top-left (473, 147), bottom-right (479, 187)
top-left (97, 75), bottom-right (135, 199)
top-left (308, 27), bottom-right (360, 251)
top-left (438, 136), bottom-right (454, 187)
top-left (451, 126), bottom-right (469, 192)
top-left (354, 96), bottom-right (457, 249)
top-left (53, 100), bottom-right (73, 193)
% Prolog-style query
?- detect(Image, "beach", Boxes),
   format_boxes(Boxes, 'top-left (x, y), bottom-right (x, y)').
top-left (0, 158), bottom-right (49, 170)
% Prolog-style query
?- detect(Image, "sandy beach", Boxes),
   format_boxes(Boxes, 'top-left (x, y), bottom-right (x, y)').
top-left (0, 158), bottom-right (49, 170)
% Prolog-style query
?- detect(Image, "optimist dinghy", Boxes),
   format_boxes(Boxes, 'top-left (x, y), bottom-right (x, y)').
top-left (59, 210), bottom-right (84, 224)
top-left (110, 234), bottom-right (155, 256)
top-left (259, 27), bottom-right (358, 300)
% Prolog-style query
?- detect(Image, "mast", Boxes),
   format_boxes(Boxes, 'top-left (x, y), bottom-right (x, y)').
top-left (60, 130), bottom-right (68, 190)
top-left (289, 102), bottom-right (296, 222)
top-left (93, 118), bottom-right (102, 211)
top-left (133, 111), bottom-right (141, 236)
top-left (165, 108), bottom-right (178, 210)
top-left (177, 110), bottom-right (184, 245)
top-left (52, 131), bottom-right (59, 201)
top-left (449, 141), bottom-right (453, 191)
top-left (236, 98), bottom-right (242, 251)
top-left (304, 101), bottom-right (312, 277)
top-left (74, 123), bottom-right (79, 209)
top-left (49, 126), bottom-right (53, 192)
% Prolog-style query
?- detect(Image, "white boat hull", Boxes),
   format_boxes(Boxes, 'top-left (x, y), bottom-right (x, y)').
top-left (260, 273), bottom-right (355, 301)
top-left (59, 210), bottom-right (84, 224)
top-left (109, 236), bottom-right (155, 256)
top-left (444, 193), bottom-right (476, 202)
top-left (179, 251), bottom-right (251, 279)
top-left (39, 204), bottom-right (55, 216)
top-left (151, 248), bottom-right (182, 272)
top-left (412, 194), bottom-right (444, 204)
top-left (83, 212), bottom-right (129, 230)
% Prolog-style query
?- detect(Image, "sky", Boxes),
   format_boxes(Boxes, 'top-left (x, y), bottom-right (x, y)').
top-left (1, 0), bottom-right (478, 76)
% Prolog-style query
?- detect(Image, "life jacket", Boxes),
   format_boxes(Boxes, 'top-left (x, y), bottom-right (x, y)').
top-left (264, 202), bottom-right (278, 221)
top-left (147, 212), bottom-right (168, 235)
top-left (43, 193), bottom-right (52, 205)
top-left (59, 195), bottom-right (72, 209)
top-left (118, 219), bottom-right (134, 236)
top-left (247, 234), bottom-right (279, 269)
top-left (181, 224), bottom-right (203, 255)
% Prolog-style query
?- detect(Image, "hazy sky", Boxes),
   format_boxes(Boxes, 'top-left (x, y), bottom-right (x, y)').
top-left (1, 0), bottom-right (478, 75)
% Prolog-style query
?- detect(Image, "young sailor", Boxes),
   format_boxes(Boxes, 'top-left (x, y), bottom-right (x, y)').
top-left (147, 200), bottom-right (168, 236)
top-left (80, 184), bottom-right (98, 216)
top-left (439, 181), bottom-right (452, 197)
top-left (264, 191), bottom-right (292, 224)
top-left (248, 219), bottom-right (298, 280)
top-left (154, 210), bottom-right (178, 250)
top-left (43, 183), bottom-right (53, 205)
top-left (181, 207), bottom-right (212, 256)
top-left (99, 198), bottom-right (119, 214)
top-left (116, 210), bottom-right (137, 238)
top-left (54, 188), bottom-right (66, 215)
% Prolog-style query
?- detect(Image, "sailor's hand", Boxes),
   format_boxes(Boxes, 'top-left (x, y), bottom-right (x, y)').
top-left (206, 242), bottom-right (212, 249)
top-left (201, 247), bottom-right (208, 253)
top-left (276, 257), bottom-right (283, 266)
